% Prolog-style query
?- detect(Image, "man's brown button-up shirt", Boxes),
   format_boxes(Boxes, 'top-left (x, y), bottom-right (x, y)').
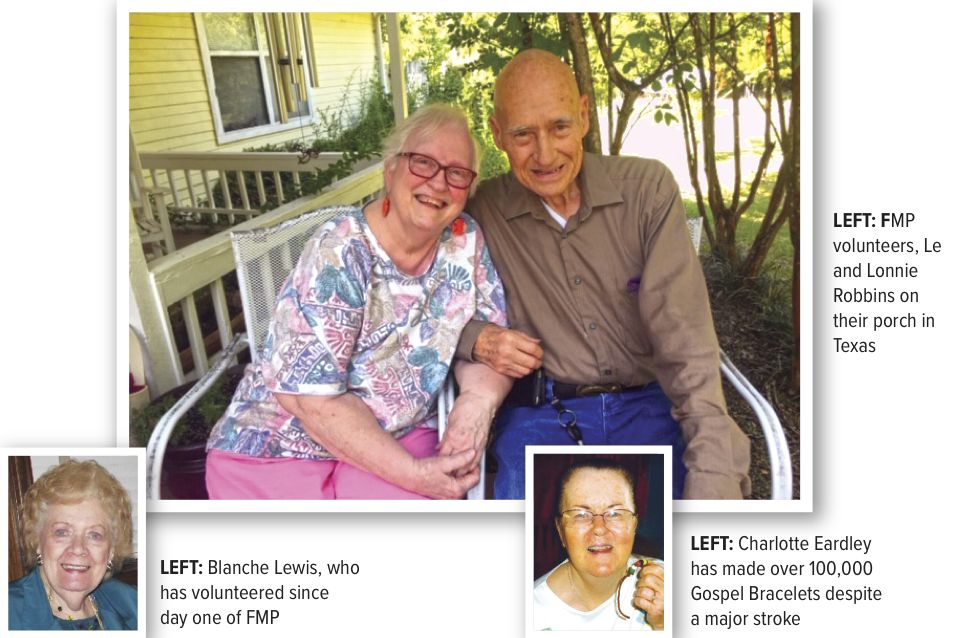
top-left (457, 153), bottom-right (751, 499)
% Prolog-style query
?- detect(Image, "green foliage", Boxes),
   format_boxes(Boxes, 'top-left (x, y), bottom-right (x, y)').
top-left (130, 368), bottom-right (243, 448)
top-left (609, 14), bottom-right (669, 82)
top-left (316, 75), bottom-right (395, 157)
top-left (438, 13), bottom-right (565, 75)
top-left (701, 248), bottom-right (793, 331)
top-left (401, 13), bottom-right (525, 181)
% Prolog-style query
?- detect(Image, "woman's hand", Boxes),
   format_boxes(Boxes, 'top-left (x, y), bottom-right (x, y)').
top-left (409, 451), bottom-right (481, 499)
top-left (437, 361), bottom-right (513, 474)
top-left (438, 391), bottom-right (497, 474)
top-left (633, 562), bottom-right (665, 630)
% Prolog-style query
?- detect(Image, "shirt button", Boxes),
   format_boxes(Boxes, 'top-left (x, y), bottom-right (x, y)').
top-left (574, 276), bottom-right (582, 285)
top-left (589, 322), bottom-right (598, 330)
top-left (603, 369), bottom-right (613, 376)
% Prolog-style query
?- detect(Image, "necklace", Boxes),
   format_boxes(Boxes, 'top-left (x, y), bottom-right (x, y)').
top-left (44, 586), bottom-right (104, 630)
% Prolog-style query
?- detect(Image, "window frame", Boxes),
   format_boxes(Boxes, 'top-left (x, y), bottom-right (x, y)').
top-left (195, 13), bottom-right (316, 145)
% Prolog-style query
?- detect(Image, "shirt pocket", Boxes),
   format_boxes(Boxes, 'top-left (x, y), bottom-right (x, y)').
top-left (614, 288), bottom-right (651, 357)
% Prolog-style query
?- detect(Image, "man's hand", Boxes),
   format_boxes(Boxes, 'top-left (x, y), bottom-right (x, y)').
top-left (472, 324), bottom-right (544, 378)
top-left (437, 391), bottom-right (498, 475)
top-left (633, 562), bottom-right (665, 630)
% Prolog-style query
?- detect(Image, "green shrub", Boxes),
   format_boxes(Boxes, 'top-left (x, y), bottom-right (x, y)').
top-left (130, 367), bottom-right (244, 448)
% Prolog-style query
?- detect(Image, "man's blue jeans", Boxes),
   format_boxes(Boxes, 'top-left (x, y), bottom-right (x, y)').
top-left (491, 381), bottom-right (687, 499)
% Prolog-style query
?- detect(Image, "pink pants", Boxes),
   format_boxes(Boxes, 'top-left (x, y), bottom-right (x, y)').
top-left (205, 427), bottom-right (438, 500)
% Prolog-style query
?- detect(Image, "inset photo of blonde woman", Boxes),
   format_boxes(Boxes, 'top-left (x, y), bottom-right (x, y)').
top-left (6, 451), bottom-right (144, 632)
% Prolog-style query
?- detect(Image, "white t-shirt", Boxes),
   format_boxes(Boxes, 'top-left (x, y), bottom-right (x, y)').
top-left (541, 200), bottom-right (569, 228)
top-left (532, 558), bottom-right (659, 631)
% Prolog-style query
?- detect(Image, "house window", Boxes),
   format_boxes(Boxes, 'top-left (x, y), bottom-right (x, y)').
top-left (197, 13), bottom-right (315, 141)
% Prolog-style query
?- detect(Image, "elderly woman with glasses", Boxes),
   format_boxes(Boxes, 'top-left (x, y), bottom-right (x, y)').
top-left (9, 460), bottom-right (137, 630)
top-left (534, 459), bottom-right (666, 630)
top-left (205, 103), bottom-right (512, 500)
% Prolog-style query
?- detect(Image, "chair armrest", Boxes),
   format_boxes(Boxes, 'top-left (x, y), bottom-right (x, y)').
top-left (719, 350), bottom-right (793, 499)
top-left (146, 333), bottom-right (249, 499)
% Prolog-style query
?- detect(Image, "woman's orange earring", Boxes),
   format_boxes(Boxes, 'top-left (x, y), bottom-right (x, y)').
top-left (382, 197), bottom-right (390, 217)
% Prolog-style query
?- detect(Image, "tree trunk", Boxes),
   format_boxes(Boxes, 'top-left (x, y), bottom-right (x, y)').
top-left (518, 14), bottom-right (534, 49)
top-left (789, 12), bottom-right (801, 391)
top-left (661, 13), bottom-right (714, 248)
top-left (588, 13), bottom-right (672, 158)
top-left (561, 13), bottom-right (602, 154)
top-left (605, 14), bottom-right (614, 153)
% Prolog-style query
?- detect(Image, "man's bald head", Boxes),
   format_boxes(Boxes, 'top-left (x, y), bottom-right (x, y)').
top-left (489, 49), bottom-right (589, 214)
top-left (494, 49), bottom-right (582, 120)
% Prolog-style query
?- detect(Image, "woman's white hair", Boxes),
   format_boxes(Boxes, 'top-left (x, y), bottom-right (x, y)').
top-left (381, 103), bottom-right (481, 195)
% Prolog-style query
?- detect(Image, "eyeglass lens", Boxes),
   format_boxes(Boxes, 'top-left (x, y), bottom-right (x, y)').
top-left (565, 509), bottom-right (633, 527)
top-left (405, 152), bottom-right (475, 188)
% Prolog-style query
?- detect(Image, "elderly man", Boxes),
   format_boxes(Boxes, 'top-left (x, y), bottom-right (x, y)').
top-left (455, 49), bottom-right (751, 500)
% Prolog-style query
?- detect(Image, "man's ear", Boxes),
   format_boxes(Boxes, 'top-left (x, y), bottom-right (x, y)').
top-left (489, 114), bottom-right (505, 151)
top-left (578, 93), bottom-right (590, 138)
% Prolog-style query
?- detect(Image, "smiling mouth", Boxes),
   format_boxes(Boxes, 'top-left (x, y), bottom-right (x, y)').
top-left (60, 563), bottom-right (91, 573)
top-left (531, 165), bottom-right (564, 179)
top-left (414, 194), bottom-right (447, 209)
top-left (587, 544), bottom-right (614, 553)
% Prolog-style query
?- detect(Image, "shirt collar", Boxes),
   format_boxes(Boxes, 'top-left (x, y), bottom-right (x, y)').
top-left (499, 153), bottom-right (624, 221)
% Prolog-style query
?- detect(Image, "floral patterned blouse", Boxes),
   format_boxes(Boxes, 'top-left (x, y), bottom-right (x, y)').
top-left (207, 207), bottom-right (508, 460)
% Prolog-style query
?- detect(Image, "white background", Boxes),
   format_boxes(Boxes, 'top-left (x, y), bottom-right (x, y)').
top-left (3, 0), bottom-right (957, 635)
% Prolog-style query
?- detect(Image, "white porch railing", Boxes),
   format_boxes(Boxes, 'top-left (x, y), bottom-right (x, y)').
top-left (130, 161), bottom-right (384, 395)
top-left (137, 150), bottom-right (376, 237)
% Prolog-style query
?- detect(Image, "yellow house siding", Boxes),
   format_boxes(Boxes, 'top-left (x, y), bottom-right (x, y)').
top-left (130, 12), bottom-right (379, 154)
top-left (130, 38), bottom-right (198, 51)
top-left (129, 13), bottom-right (215, 152)
top-left (309, 13), bottom-right (378, 129)
top-left (130, 12), bottom-right (194, 29)
top-left (130, 103), bottom-right (209, 125)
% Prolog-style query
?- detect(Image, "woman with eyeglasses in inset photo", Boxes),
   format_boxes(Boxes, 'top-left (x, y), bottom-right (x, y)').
top-left (534, 458), bottom-right (666, 630)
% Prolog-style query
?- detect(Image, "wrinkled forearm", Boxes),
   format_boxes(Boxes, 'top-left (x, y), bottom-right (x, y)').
top-left (274, 392), bottom-right (417, 488)
top-left (453, 359), bottom-right (513, 408)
